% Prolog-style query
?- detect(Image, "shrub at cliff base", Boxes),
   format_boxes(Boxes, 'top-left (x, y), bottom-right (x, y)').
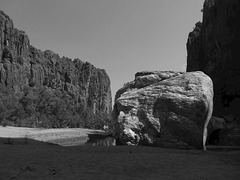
top-left (0, 84), bottom-right (110, 129)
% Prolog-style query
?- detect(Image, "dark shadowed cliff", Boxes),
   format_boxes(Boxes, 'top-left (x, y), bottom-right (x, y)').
top-left (0, 10), bottom-right (112, 128)
top-left (187, 0), bottom-right (240, 118)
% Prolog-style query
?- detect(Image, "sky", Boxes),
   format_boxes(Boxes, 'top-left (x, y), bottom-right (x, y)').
top-left (0, 0), bottom-right (204, 100)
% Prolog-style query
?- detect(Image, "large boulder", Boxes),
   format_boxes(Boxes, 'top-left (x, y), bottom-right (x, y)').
top-left (113, 71), bottom-right (213, 150)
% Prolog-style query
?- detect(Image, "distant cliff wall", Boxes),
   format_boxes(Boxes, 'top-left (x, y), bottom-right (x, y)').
top-left (0, 10), bottom-right (112, 127)
top-left (187, 0), bottom-right (240, 118)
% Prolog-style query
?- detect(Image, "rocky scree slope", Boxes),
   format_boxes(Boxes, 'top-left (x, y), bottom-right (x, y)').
top-left (0, 10), bottom-right (112, 128)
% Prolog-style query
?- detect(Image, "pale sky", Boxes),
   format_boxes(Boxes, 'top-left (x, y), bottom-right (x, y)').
top-left (0, 0), bottom-right (203, 100)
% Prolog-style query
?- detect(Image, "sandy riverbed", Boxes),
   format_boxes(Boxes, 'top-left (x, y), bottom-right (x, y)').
top-left (0, 126), bottom-right (240, 179)
top-left (0, 126), bottom-right (107, 146)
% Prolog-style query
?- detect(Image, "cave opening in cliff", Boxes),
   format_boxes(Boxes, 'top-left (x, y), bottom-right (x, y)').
top-left (207, 129), bottom-right (221, 145)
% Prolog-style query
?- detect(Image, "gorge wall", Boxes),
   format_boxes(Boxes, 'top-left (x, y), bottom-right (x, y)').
top-left (187, 0), bottom-right (240, 118)
top-left (0, 10), bottom-right (112, 128)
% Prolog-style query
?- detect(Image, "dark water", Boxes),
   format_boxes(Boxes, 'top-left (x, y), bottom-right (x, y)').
top-left (85, 134), bottom-right (116, 146)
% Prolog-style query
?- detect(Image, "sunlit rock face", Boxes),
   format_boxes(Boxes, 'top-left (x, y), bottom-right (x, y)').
top-left (0, 10), bottom-right (112, 115)
top-left (113, 71), bottom-right (213, 149)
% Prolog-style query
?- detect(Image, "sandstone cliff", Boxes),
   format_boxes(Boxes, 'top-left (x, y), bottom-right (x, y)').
top-left (187, 0), bottom-right (240, 118)
top-left (0, 10), bottom-right (112, 127)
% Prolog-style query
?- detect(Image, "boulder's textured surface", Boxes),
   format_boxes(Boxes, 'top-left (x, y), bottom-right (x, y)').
top-left (0, 10), bottom-right (112, 115)
top-left (187, 0), bottom-right (240, 119)
top-left (113, 71), bottom-right (213, 149)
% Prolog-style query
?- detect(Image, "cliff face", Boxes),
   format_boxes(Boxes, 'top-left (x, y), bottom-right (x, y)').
top-left (0, 10), bottom-right (112, 116)
top-left (187, 0), bottom-right (240, 118)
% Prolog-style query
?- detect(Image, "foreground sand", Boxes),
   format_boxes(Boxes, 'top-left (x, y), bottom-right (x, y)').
top-left (0, 126), bottom-right (240, 179)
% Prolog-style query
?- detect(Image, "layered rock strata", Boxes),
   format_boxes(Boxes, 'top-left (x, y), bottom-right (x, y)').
top-left (113, 71), bottom-right (213, 149)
